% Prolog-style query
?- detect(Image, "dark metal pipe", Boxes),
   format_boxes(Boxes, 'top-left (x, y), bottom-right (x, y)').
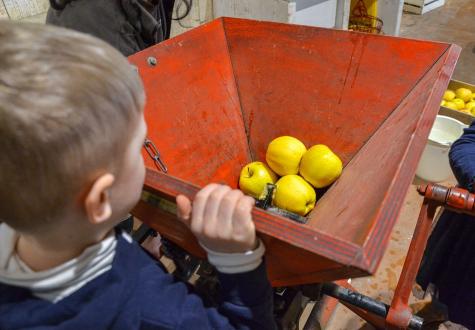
top-left (322, 283), bottom-right (388, 316)
top-left (321, 283), bottom-right (423, 330)
top-left (409, 315), bottom-right (424, 330)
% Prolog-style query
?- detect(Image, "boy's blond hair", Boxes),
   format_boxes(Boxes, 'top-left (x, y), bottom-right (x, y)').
top-left (0, 21), bottom-right (145, 232)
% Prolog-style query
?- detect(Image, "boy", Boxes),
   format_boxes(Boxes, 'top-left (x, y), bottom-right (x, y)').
top-left (47, 0), bottom-right (177, 235)
top-left (0, 21), bottom-right (275, 329)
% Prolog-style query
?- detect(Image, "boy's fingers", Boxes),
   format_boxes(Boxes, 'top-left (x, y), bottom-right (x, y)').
top-left (191, 183), bottom-right (220, 234)
top-left (232, 195), bottom-right (256, 235)
top-left (176, 195), bottom-right (192, 227)
top-left (216, 190), bottom-right (243, 238)
top-left (203, 185), bottom-right (231, 237)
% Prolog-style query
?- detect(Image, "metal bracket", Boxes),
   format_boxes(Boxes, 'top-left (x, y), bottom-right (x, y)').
top-left (141, 191), bottom-right (177, 215)
top-left (255, 183), bottom-right (308, 224)
top-left (144, 138), bottom-right (168, 173)
top-left (147, 56), bottom-right (158, 66)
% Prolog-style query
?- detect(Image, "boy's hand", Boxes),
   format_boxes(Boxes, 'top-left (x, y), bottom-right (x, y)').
top-left (176, 184), bottom-right (257, 254)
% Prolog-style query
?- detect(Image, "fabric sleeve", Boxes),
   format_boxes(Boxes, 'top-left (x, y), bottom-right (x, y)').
top-left (178, 261), bottom-right (276, 330)
top-left (139, 260), bottom-right (276, 330)
top-left (201, 239), bottom-right (265, 274)
top-left (45, 0), bottom-right (159, 57)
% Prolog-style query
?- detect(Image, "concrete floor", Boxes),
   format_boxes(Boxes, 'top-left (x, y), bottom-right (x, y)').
top-left (325, 0), bottom-right (475, 328)
top-left (323, 179), bottom-right (449, 330)
top-left (400, 0), bottom-right (475, 84)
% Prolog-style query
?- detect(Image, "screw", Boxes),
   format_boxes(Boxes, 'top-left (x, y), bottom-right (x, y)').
top-left (147, 56), bottom-right (157, 66)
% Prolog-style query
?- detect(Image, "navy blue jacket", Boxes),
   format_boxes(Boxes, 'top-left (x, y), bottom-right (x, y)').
top-left (417, 120), bottom-right (475, 329)
top-left (0, 232), bottom-right (275, 329)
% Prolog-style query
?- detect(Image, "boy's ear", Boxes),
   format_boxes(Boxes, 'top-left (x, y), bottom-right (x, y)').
top-left (84, 173), bottom-right (115, 225)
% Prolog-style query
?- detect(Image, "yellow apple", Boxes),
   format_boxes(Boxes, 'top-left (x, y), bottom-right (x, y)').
top-left (445, 101), bottom-right (458, 110)
top-left (465, 101), bottom-right (475, 111)
top-left (273, 175), bottom-right (316, 216)
top-left (443, 89), bottom-right (455, 101)
top-left (453, 98), bottom-right (465, 110)
top-left (239, 161), bottom-right (277, 198)
top-left (266, 136), bottom-right (307, 176)
top-left (456, 87), bottom-right (472, 102)
top-left (299, 145), bottom-right (343, 188)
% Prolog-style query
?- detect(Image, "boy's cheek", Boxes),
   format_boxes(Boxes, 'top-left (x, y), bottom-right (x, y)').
top-left (139, 159), bottom-right (146, 185)
top-left (135, 161), bottom-right (146, 201)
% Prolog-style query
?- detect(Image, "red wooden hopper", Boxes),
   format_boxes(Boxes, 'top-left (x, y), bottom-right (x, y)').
top-left (129, 18), bottom-right (460, 287)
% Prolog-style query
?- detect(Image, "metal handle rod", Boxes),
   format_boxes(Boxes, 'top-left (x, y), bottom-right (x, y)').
top-left (418, 184), bottom-right (475, 215)
top-left (321, 283), bottom-right (423, 330)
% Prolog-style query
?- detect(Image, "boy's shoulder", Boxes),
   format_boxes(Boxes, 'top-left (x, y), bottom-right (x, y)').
top-left (0, 231), bottom-right (194, 329)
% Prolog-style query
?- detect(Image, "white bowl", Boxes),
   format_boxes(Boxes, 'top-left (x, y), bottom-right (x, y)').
top-left (416, 115), bottom-right (468, 182)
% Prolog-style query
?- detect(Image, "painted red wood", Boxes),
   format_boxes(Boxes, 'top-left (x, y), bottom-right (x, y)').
top-left (132, 19), bottom-right (250, 188)
top-left (222, 19), bottom-right (450, 165)
top-left (128, 18), bottom-right (460, 286)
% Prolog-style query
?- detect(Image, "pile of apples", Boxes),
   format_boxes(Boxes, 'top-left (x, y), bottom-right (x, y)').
top-left (441, 87), bottom-right (475, 115)
top-left (239, 136), bottom-right (343, 216)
